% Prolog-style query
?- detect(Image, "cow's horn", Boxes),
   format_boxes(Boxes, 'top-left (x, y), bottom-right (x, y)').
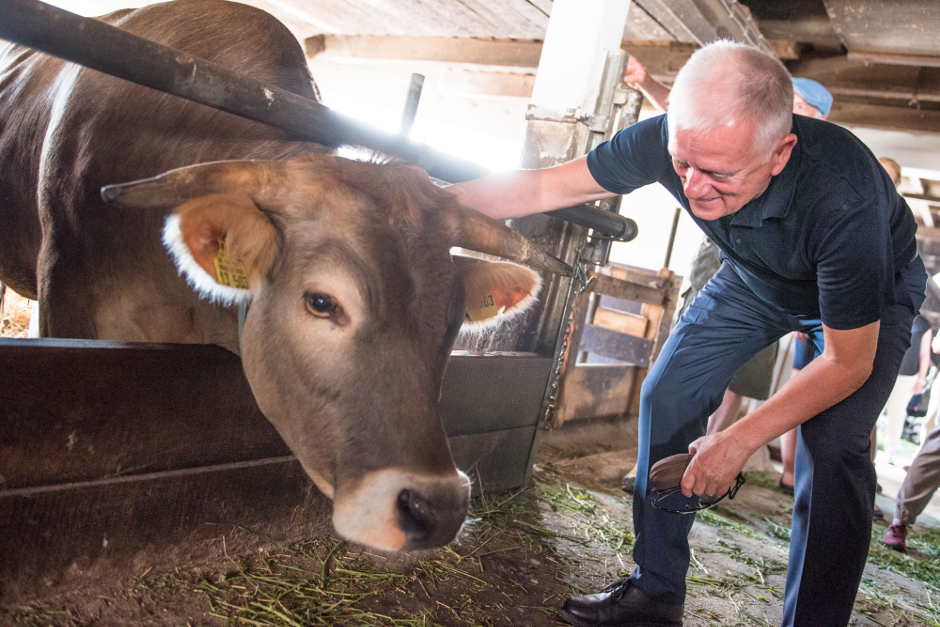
top-left (101, 160), bottom-right (290, 208)
top-left (448, 204), bottom-right (572, 276)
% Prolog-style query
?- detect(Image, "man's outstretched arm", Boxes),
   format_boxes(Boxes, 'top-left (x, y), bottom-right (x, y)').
top-left (449, 156), bottom-right (615, 220)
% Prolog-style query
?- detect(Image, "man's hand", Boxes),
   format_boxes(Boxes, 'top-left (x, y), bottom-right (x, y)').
top-left (622, 55), bottom-right (670, 112)
top-left (624, 55), bottom-right (650, 89)
top-left (681, 430), bottom-right (754, 498)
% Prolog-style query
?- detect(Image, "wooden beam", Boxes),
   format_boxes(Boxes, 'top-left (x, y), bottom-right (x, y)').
top-left (588, 272), bottom-right (668, 306)
top-left (769, 39), bottom-right (802, 61)
top-left (305, 34), bottom-right (544, 68)
top-left (580, 324), bottom-right (655, 366)
top-left (828, 101), bottom-right (940, 134)
top-left (620, 40), bottom-right (697, 80)
top-left (847, 50), bottom-right (940, 69)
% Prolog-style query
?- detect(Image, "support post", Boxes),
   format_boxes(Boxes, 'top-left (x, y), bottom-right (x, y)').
top-left (488, 0), bottom-right (634, 355)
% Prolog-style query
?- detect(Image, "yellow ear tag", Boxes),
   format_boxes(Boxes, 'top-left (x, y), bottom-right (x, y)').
top-left (465, 293), bottom-right (499, 322)
top-left (214, 237), bottom-right (250, 289)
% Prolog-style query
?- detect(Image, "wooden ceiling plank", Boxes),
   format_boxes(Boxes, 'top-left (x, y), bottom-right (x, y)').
top-left (619, 40), bottom-right (697, 81)
top-left (306, 34), bottom-right (543, 68)
top-left (828, 101), bottom-right (940, 134)
top-left (456, 0), bottom-right (551, 38)
top-left (523, 0), bottom-right (553, 18)
top-left (478, 0), bottom-right (552, 27)
top-left (624, 3), bottom-right (677, 41)
top-left (632, 0), bottom-right (700, 45)
top-left (824, 0), bottom-right (940, 60)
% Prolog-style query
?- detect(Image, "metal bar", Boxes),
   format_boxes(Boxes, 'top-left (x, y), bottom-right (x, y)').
top-left (663, 206), bottom-right (681, 268)
top-left (399, 73), bottom-right (424, 137)
top-left (0, 0), bottom-right (633, 239)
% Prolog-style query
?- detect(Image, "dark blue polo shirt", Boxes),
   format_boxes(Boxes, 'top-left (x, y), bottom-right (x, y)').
top-left (587, 114), bottom-right (920, 330)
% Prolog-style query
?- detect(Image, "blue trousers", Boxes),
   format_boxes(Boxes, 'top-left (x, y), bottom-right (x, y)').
top-left (630, 261), bottom-right (925, 626)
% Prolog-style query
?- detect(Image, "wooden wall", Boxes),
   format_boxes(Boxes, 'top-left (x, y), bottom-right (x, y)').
top-left (0, 339), bottom-right (550, 604)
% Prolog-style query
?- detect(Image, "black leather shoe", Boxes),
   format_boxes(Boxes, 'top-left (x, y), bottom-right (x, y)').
top-left (559, 579), bottom-right (683, 626)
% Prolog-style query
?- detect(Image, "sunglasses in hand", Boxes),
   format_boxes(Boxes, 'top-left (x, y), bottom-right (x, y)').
top-left (647, 453), bottom-right (745, 515)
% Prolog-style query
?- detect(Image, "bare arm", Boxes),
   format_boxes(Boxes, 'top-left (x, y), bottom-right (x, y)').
top-left (623, 55), bottom-right (671, 113)
top-left (448, 156), bottom-right (616, 221)
top-left (914, 329), bottom-right (932, 394)
top-left (682, 320), bottom-right (880, 497)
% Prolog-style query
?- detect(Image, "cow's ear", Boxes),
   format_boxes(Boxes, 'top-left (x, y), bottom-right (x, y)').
top-left (162, 193), bottom-right (281, 304)
top-left (453, 255), bottom-right (542, 331)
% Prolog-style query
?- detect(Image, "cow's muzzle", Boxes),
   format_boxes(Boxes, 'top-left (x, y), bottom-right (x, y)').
top-left (332, 469), bottom-right (471, 551)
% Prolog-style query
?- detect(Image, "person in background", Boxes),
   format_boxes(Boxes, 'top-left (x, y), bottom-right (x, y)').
top-left (778, 332), bottom-right (816, 494)
top-left (881, 314), bottom-right (932, 466)
top-left (623, 55), bottom-right (832, 122)
top-left (452, 41), bottom-right (925, 626)
top-left (883, 405), bottom-right (940, 552)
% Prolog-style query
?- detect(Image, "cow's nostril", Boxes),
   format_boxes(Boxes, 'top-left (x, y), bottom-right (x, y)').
top-left (396, 489), bottom-right (434, 541)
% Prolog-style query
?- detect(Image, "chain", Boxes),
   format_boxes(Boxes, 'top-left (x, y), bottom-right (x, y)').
top-left (542, 238), bottom-right (596, 426)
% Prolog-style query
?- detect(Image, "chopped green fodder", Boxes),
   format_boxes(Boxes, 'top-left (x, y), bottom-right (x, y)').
top-left (867, 534), bottom-right (940, 593)
top-left (695, 508), bottom-right (754, 537)
top-left (534, 474), bottom-right (635, 555)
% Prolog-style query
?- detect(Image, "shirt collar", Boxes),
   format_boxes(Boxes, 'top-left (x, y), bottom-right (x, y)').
top-left (729, 121), bottom-right (801, 227)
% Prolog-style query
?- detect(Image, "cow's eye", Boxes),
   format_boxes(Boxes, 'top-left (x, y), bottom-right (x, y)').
top-left (305, 292), bottom-right (338, 318)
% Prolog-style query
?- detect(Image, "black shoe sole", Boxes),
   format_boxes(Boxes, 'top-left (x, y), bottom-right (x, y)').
top-left (557, 608), bottom-right (682, 627)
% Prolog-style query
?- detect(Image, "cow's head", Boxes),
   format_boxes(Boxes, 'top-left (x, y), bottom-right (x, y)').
top-left (102, 155), bottom-right (569, 552)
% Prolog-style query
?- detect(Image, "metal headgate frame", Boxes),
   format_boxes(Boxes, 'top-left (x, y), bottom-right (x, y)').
top-left (0, 0), bottom-right (637, 242)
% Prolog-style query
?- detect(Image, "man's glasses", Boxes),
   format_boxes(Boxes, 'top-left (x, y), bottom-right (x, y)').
top-left (650, 473), bottom-right (745, 515)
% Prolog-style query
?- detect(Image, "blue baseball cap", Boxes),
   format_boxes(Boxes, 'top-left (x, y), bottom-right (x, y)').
top-left (792, 78), bottom-right (833, 117)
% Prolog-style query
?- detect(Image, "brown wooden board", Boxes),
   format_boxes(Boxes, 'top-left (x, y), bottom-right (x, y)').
top-left (0, 340), bottom-right (550, 489)
top-left (0, 457), bottom-right (332, 605)
top-left (580, 324), bottom-right (655, 367)
top-left (554, 364), bottom-right (636, 423)
top-left (588, 273), bottom-right (667, 307)
top-left (0, 339), bottom-right (286, 489)
top-left (0, 339), bottom-right (551, 604)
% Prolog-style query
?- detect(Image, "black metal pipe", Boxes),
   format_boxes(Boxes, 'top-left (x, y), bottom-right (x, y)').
top-left (0, 0), bottom-right (635, 239)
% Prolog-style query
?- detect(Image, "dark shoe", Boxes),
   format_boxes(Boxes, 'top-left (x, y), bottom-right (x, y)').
top-left (872, 504), bottom-right (884, 521)
top-left (622, 474), bottom-right (636, 495)
top-left (559, 578), bottom-right (683, 626)
top-left (778, 478), bottom-right (794, 496)
top-left (882, 521), bottom-right (908, 552)
top-left (876, 482), bottom-right (883, 494)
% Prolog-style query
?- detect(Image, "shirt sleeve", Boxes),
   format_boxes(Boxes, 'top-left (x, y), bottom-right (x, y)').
top-left (586, 114), bottom-right (673, 195)
top-left (815, 196), bottom-right (893, 330)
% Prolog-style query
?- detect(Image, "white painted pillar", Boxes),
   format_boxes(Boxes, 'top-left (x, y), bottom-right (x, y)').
top-left (531, 0), bottom-right (632, 118)
top-left (490, 0), bottom-right (632, 354)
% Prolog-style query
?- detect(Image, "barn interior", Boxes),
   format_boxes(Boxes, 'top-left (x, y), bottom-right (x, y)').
top-left (2, 0), bottom-right (940, 624)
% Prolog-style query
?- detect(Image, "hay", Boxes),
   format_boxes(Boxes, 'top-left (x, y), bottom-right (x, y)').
top-left (0, 290), bottom-right (33, 338)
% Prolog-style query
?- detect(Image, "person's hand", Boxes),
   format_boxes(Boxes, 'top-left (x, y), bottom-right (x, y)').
top-left (795, 331), bottom-right (809, 343)
top-left (681, 430), bottom-right (753, 498)
top-left (914, 378), bottom-right (925, 395)
top-left (623, 55), bottom-right (649, 89)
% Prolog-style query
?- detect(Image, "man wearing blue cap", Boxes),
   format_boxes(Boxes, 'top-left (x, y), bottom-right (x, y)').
top-left (452, 40), bottom-right (924, 627)
top-left (624, 55), bottom-right (833, 120)
top-left (791, 77), bottom-right (833, 119)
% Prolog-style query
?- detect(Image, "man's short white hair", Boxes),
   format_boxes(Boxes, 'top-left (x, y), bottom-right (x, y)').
top-left (667, 40), bottom-right (793, 162)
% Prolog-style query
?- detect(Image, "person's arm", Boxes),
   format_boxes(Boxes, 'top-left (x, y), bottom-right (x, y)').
top-left (623, 55), bottom-right (671, 113)
top-left (680, 320), bottom-right (880, 498)
top-left (448, 156), bottom-right (616, 221)
top-left (914, 328), bottom-right (932, 394)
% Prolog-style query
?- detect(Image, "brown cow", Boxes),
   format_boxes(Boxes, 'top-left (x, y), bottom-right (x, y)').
top-left (0, 0), bottom-right (568, 551)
